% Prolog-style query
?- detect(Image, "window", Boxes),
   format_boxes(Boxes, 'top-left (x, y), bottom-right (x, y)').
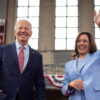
top-left (55, 0), bottom-right (78, 50)
top-left (94, 0), bottom-right (100, 49)
top-left (17, 0), bottom-right (40, 50)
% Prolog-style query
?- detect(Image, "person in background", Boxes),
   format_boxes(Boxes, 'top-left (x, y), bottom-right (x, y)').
top-left (0, 19), bottom-right (45, 100)
top-left (61, 10), bottom-right (100, 100)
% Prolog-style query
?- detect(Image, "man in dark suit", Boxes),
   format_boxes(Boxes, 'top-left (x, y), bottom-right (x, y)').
top-left (0, 19), bottom-right (45, 100)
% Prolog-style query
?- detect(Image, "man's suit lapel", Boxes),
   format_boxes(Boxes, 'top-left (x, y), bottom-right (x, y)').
top-left (11, 43), bottom-right (19, 67)
top-left (11, 43), bottom-right (20, 73)
top-left (11, 43), bottom-right (36, 74)
top-left (22, 46), bottom-right (35, 74)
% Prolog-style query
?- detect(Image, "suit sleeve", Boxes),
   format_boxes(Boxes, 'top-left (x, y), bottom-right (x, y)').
top-left (0, 46), bottom-right (3, 89)
top-left (35, 55), bottom-right (45, 100)
top-left (0, 46), bottom-right (2, 67)
top-left (61, 63), bottom-right (74, 96)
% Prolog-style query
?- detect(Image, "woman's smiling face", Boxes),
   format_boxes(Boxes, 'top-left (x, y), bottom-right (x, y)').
top-left (76, 34), bottom-right (90, 58)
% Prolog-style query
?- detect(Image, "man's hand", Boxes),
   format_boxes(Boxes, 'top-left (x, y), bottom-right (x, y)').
top-left (94, 10), bottom-right (100, 28)
top-left (0, 90), bottom-right (3, 93)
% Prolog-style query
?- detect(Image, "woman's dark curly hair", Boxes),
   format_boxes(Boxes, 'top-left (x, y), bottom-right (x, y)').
top-left (72, 32), bottom-right (97, 59)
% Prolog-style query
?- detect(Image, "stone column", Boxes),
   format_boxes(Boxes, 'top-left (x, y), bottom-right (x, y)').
top-left (6, 0), bottom-right (17, 44)
top-left (39, 0), bottom-right (55, 65)
top-left (79, 0), bottom-right (94, 34)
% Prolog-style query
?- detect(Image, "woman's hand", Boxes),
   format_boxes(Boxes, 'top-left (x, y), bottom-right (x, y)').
top-left (68, 79), bottom-right (84, 91)
top-left (94, 10), bottom-right (100, 28)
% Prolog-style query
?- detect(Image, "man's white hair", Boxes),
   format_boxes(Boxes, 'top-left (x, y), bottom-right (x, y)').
top-left (14, 19), bottom-right (32, 30)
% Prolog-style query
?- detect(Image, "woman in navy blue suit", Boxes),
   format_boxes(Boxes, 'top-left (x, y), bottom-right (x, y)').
top-left (61, 11), bottom-right (100, 100)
